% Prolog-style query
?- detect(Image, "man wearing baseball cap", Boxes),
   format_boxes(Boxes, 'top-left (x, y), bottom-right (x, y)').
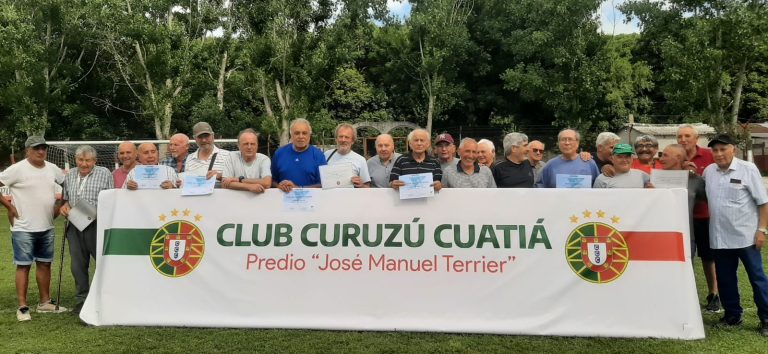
top-left (186, 121), bottom-right (229, 183)
top-left (593, 143), bottom-right (649, 188)
top-left (434, 133), bottom-right (457, 171)
top-left (0, 136), bottom-right (68, 321)
top-left (703, 133), bottom-right (768, 335)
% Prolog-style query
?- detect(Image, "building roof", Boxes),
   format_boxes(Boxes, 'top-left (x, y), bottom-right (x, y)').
top-left (622, 123), bottom-right (715, 137)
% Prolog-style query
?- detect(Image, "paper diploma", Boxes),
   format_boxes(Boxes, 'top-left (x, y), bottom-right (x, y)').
top-left (134, 165), bottom-right (165, 189)
top-left (398, 173), bottom-right (435, 199)
top-left (68, 200), bottom-right (97, 232)
top-left (320, 163), bottom-right (354, 189)
top-left (181, 175), bottom-right (216, 196)
top-left (650, 170), bottom-right (688, 189)
top-left (556, 174), bottom-right (592, 188)
top-left (283, 188), bottom-right (316, 212)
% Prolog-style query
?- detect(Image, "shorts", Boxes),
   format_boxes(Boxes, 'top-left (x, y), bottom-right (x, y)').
top-left (693, 219), bottom-right (713, 261)
top-left (11, 229), bottom-right (55, 265)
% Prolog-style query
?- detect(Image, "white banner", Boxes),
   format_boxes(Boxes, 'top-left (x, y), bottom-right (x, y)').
top-left (81, 189), bottom-right (704, 339)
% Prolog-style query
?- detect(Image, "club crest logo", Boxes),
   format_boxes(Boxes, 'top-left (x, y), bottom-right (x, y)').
top-left (565, 210), bottom-right (629, 283)
top-left (149, 210), bottom-right (205, 277)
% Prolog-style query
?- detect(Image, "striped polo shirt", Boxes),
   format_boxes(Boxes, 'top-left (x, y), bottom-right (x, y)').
top-left (389, 154), bottom-right (443, 182)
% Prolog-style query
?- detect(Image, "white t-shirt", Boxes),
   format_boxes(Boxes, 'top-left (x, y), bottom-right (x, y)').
top-left (324, 149), bottom-right (372, 184)
top-left (0, 159), bottom-right (64, 232)
top-left (222, 152), bottom-right (272, 179)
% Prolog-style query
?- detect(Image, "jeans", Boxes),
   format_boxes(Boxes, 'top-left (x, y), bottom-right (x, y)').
top-left (11, 229), bottom-right (55, 265)
top-left (713, 247), bottom-right (768, 321)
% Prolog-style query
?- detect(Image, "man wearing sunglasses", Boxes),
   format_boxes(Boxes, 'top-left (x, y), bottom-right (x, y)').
top-left (527, 140), bottom-right (546, 182)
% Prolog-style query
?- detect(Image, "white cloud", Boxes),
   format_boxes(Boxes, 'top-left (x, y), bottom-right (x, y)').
top-left (599, 0), bottom-right (640, 35)
top-left (387, 0), bottom-right (411, 20)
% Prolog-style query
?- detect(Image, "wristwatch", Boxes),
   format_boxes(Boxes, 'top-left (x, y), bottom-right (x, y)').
top-left (238, 176), bottom-right (245, 183)
top-left (759, 228), bottom-right (768, 235)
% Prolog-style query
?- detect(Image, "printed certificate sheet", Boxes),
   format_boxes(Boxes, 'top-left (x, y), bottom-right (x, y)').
top-left (181, 175), bottom-right (216, 196)
top-left (283, 188), bottom-right (316, 212)
top-left (319, 163), bottom-right (354, 189)
top-left (556, 174), bottom-right (592, 188)
top-left (651, 170), bottom-right (688, 189)
top-left (68, 200), bottom-right (97, 231)
top-left (399, 173), bottom-right (435, 199)
top-left (134, 165), bottom-right (165, 189)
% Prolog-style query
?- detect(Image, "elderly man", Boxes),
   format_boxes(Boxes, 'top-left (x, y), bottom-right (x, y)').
top-left (221, 128), bottom-right (271, 194)
top-left (161, 133), bottom-right (190, 173)
top-left (632, 135), bottom-right (661, 173)
top-left (593, 144), bottom-right (648, 188)
top-left (434, 133), bottom-right (457, 171)
top-left (528, 140), bottom-right (546, 182)
top-left (536, 129), bottom-right (599, 188)
top-left (443, 138), bottom-right (496, 188)
top-left (703, 134), bottom-right (768, 335)
top-left (477, 139), bottom-right (497, 167)
top-left (324, 123), bottom-right (371, 188)
top-left (389, 128), bottom-right (443, 191)
top-left (367, 134), bottom-right (401, 188)
top-left (678, 123), bottom-right (719, 312)
top-left (0, 136), bottom-right (67, 321)
top-left (58, 145), bottom-right (113, 314)
top-left (124, 143), bottom-right (179, 190)
top-left (656, 144), bottom-right (706, 258)
top-left (186, 121), bottom-right (229, 181)
top-left (271, 118), bottom-right (326, 192)
top-left (593, 132), bottom-right (619, 172)
top-left (493, 132), bottom-right (534, 188)
top-left (112, 141), bottom-right (137, 188)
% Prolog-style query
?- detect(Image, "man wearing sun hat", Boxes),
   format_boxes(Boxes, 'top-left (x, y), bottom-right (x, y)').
top-left (702, 133), bottom-right (768, 335)
top-left (592, 143), bottom-right (649, 188)
top-left (186, 121), bottom-right (229, 182)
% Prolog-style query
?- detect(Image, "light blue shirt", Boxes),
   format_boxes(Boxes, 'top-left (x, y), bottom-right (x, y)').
top-left (535, 155), bottom-right (600, 188)
top-left (703, 158), bottom-right (768, 249)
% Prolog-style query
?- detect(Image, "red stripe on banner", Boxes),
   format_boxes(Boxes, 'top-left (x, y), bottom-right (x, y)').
top-left (621, 231), bottom-right (685, 262)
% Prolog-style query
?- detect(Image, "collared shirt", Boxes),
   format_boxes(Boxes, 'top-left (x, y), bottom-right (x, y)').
top-left (185, 146), bottom-right (229, 176)
top-left (631, 159), bottom-right (661, 174)
top-left (112, 167), bottom-right (131, 189)
top-left (367, 153), bottom-right (401, 188)
top-left (493, 159), bottom-right (534, 188)
top-left (531, 159), bottom-right (545, 184)
top-left (160, 156), bottom-right (186, 173)
top-left (442, 162), bottom-right (496, 188)
top-left (389, 154), bottom-right (443, 182)
top-left (324, 149), bottom-right (371, 184)
top-left (62, 166), bottom-right (113, 207)
top-left (691, 145), bottom-right (715, 219)
top-left (703, 158), bottom-right (768, 249)
top-left (222, 152), bottom-right (271, 179)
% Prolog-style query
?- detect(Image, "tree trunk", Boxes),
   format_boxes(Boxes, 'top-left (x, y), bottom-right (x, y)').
top-left (217, 50), bottom-right (228, 110)
top-left (426, 94), bottom-right (435, 136)
top-left (275, 79), bottom-right (290, 145)
top-left (730, 57), bottom-right (748, 127)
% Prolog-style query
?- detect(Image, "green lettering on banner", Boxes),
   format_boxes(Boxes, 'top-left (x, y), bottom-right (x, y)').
top-left (102, 229), bottom-right (156, 255)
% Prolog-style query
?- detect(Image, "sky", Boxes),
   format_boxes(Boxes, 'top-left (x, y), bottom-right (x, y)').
top-left (386, 0), bottom-right (641, 35)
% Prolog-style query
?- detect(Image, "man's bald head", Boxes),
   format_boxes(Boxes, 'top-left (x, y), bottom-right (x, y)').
top-left (137, 143), bottom-right (159, 165)
top-left (117, 141), bottom-right (138, 169)
top-left (659, 144), bottom-right (688, 171)
top-left (169, 133), bottom-right (190, 159)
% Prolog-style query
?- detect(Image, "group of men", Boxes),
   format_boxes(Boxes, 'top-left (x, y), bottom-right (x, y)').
top-left (1, 119), bottom-right (767, 337)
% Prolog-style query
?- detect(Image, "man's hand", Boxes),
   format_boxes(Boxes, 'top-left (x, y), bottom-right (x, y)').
top-left (278, 180), bottom-right (296, 193)
top-left (755, 230), bottom-right (765, 251)
top-left (127, 180), bottom-right (138, 190)
top-left (684, 161), bottom-right (697, 173)
top-left (7, 205), bottom-right (18, 226)
top-left (160, 180), bottom-right (176, 189)
top-left (351, 176), bottom-right (367, 188)
top-left (579, 151), bottom-right (593, 161)
top-left (221, 178), bottom-right (236, 189)
top-left (390, 180), bottom-right (405, 190)
top-left (601, 164), bottom-right (616, 177)
top-left (206, 170), bottom-right (219, 180)
top-left (59, 203), bottom-right (71, 217)
top-left (431, 181), bottom-right (443, 192)
top-left (248, 184), bottom-right (266, 194)
top-left (644, 182), bottom-right (655, 189)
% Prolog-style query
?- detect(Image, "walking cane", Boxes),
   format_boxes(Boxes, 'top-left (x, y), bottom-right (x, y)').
top-left (55, 219), bottom-right (68, 312)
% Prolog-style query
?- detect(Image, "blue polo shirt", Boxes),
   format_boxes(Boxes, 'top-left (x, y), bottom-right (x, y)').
top-left (271, 144), bottom-right (326, 187)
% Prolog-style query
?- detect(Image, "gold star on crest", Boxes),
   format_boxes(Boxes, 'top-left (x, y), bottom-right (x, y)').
top-left (159, 214), bottom-right (167, 222)
top-left (194, 214), bottom-right (203, 222)
top-left (611, 215), bottom-right (620, 224)
top-left (170, 209), bottom-right (179, 217)
top-left (183, 208), bottom-right (191, 216)
top-left (569, 215), bottom-right (579, 224)
top-left (597, 210), bottom-right (606, 218)
top-left (582, 210), bottom-right (592, 218)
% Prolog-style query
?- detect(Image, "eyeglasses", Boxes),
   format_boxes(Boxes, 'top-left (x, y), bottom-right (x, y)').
top-left (531, 148), bottom-right (544, 153)
top-left (559, 137), bottom-right (577, 142)
top-left (635, 144), bottom-right (658, 150)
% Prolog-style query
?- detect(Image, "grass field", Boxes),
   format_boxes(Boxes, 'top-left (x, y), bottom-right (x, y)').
top-left (1, 209), bottom-right (767, 353)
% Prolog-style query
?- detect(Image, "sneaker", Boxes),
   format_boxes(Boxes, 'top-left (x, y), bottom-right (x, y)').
top-left (759, 321), bottom-right (768, 337)
top-left (705, 294), bottom-right (722, 313)
top-left (36, 300), bottom-right (68, 313)
top-left (716, 315), bottom-right (743, 327)
top-left (16, 306), bottom-right (31, 321)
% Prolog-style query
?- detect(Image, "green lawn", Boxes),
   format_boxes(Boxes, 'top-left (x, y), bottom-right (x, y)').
top-left (1, 209), bottom-right (767, 353)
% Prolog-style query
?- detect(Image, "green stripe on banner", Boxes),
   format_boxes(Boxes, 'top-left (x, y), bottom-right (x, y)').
top-left (103, 229), bottom-right (157, 255)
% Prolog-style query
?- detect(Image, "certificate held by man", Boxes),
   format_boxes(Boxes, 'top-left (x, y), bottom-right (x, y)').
top-left (133, 165), bottom-right (165, 189)
top-left (319, 163), bottom-right (354, 189)
top-left (398, 173), bottom-right (435, 199)
top-left (182, 175), bottom-right (216, 196)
